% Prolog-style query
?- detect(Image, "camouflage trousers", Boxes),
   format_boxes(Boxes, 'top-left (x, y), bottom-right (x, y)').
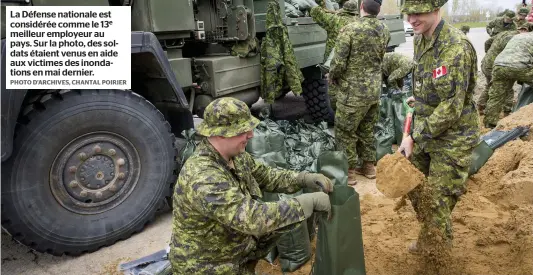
top-left (171, 229), bottom-right (287, 275)
top-left (484, 36), bottom-right (495, 53)
top-left (407, 145), bottom-right (472, 244)
top-left (334, 101), bottom-right (378, 169)
top-left (484, 65), bottom-right (533, 127)
top-left (328, 83), bottom-right (339, 113)
top-left (478, 66), bottom-right (513, 113)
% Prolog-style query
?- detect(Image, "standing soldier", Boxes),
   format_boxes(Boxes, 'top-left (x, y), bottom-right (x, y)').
top-left (483, 32), bottom-right (533, 128)
top-left (305, 0), bottom-right (360, 113)
top-left (329, 0), bottom-right (390, 183)
top-left (515, 8), bottom-right (530, 28)
top-left (478, 23), bottom-right (532, 115)
top-left (398, 0), bottom-right (480, 267)
top-left (169, 97), bottom-right (333, 274)
top-left (485, 10), bottom-right (517, 52)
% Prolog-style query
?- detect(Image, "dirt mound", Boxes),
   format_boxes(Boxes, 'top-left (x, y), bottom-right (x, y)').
top-left (375, 152), bottom-right (426, 198)
top-left (496, 103), bottom-right (533, 141)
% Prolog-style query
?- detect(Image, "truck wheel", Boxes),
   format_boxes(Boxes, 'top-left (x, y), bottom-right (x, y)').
top-left (1, 89), bottom-right (177, 256)
top-left (302, 78), bottom-right (333, 123)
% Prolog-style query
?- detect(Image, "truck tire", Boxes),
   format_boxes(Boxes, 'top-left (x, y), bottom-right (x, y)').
top-left (302, 78), bottom-right (333, 124)
top-left (1, 89), bottom-right (177, 256)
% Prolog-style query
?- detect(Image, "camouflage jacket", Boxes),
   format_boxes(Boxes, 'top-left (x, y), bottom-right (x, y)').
top-left (481, 30), bottom-right (519, 74)
top-left (486, 17), bottom-right (517, 37)
top-left (494, 32), bottom-right (533, 69)
top-left (169, 139), bottom-right (306, 274)
top-left (515, 17), bottom-right (527, 28)
top-left (411, 20), bottom-right (480, 155)
top-left (382, 52), bottom-right (415, 90)
top-left (310, 7), bottom-right (359, 62)
top-left (260, 0), bottom-right (304, 103)
top-left (329, 15), bottom-right (391, 104)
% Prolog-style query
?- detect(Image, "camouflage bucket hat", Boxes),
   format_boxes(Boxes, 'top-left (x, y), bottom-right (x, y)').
top-left (504, 10), bottom-right (516, 19)
top-left (342, 0), bottom-right (358, 13)
top-left (401, 0), bottom-right (448, 14)
top-left (518, 8), bottom-right (529, 16)
top-left (196, 97), bottom-right (260, 137)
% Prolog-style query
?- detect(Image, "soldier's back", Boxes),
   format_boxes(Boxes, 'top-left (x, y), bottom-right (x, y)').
top-left (494, 32), bottom-right (533, 69)
top-left (340, 16), bottom-right (390, 75)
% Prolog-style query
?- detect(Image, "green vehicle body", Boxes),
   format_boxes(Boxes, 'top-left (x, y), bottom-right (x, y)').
top-left (1, 0), bottom-right (406, 256)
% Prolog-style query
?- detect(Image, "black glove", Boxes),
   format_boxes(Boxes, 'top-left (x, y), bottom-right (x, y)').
top-left (294, 192), bottom-right (331, 219)
top-left (297, 171), bottom-right (334, 193)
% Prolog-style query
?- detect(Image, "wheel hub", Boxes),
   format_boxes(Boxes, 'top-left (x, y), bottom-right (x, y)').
top-left (50, 132), bottom-right (141, 214)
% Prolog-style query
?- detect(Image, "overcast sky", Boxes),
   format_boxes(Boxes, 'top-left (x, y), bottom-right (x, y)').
top-left (476, 0), bottom-right (522, 10)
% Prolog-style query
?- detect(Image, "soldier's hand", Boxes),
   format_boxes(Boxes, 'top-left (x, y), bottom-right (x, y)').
top-left (398, 135), bottom-right (414, 158)
top-left (406, 96), bottom-right (415, 107)
top-left (294, 192), bottom-right (331, 219)
top-left (297, 171), bottom-right (334, 193)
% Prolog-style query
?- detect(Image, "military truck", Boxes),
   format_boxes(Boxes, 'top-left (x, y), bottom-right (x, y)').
top-left (1, 0), bottom-right (406, 256)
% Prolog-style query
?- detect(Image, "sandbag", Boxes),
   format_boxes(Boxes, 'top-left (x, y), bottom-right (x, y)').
top-left (376, 94), bottom-right (396, 160)
top-left (391, 90), bottom-right (407, 145)
top-left (313, 185), bottom-right (366, 275)
top-left (179, 129), bottom-right (200, 168)
top-left (276, 191), bottom-right (312, 272)
top-left (316, 151), bottom-right (349, 186)
top-left (468, 126), bottom-right (530, 175)
top-left (512, 84), bottom-right (533, 112)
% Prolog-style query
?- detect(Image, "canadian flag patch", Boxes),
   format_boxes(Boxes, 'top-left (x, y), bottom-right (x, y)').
top-left (432, 66), bottom-right (447, 79)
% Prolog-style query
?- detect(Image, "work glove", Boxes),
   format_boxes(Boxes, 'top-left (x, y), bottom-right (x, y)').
top-left (297, 171), bottom-right (333, 193)
top-left (294, 192), bottom-right (331, 219)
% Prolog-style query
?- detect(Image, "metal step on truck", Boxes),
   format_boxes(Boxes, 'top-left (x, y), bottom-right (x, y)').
top-left (1, 0), bottom-right (406, 256)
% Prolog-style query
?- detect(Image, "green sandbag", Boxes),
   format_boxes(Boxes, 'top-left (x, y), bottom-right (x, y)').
top-left (277, 191), bottom-right (312, 272)
top-left (264, 246), bottom-right (279, 264)
top-left (512, 84), bottom-right (533, 113)
top-left (468, 140), bottom-right (494, 176)
top-left (313, 185), bottom-right (366, 275)
top-left (316, 151), bottom-right (349, 186)
top-left (391, 92), bottom-right (407, 145)
top-left (376, 94), bottom-right (395, 161)
top-left (179, 129), bottom-right (200, 168)
top-left (246, 120), bottom-right (286, 158)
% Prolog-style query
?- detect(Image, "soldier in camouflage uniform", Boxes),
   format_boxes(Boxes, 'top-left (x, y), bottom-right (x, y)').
top-left (305, 0), bottom-right (360, 113)
top-left (484, 32), bottom-right (533, 128)
top-left (382, 52), bottom-right (415, 91)
top-left (169, 97), bottom-right (333, 274)
top-left (478, 24), bottom-right (531, 115)
top-left (329, 0), bottom-right (390, 182)
top-left (515, 8), bottom-right (530, 28)
top-left (485, 10), bottom-right (517, 52)
top-left (398, 0), bottom-right (480, 257)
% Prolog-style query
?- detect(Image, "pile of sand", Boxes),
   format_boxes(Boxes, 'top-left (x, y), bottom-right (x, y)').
top-left (256, 105), bottom-right (533, 275)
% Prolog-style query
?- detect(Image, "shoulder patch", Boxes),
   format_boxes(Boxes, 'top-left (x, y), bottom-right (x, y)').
top-left (432, 66), bottom-right (447, 79)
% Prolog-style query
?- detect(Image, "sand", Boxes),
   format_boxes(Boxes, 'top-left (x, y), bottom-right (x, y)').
top-left (256, 104), bottom-right (533, 275)
top-left (375, 152), bottom-right (426, 199)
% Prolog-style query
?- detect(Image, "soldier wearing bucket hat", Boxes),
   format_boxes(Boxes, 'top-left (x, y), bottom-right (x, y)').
top-left (485, 10), bottom-right (517, 52)
top-left (515, 7), bottom-right (530, 27)
top-left (169, 97), bottom-right (333, 274)
top-left (397, 0), bottom-right (480, 260)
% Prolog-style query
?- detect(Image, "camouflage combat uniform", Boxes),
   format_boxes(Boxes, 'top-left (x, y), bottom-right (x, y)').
top-left (260, 0), bottom-right (304, 103)
top-left (478, 30), bottom-right (520, 113)
top-left (310, 0), bottom-right (359, 113)
top-left (169, 98), bottom-right (307, 274)
top-left (402, 5), bottom-right (480, 244)
top-left (329, 14), bottom-right (390, 169)
top-left (382, 52), bottom-right (415, 90)
top-left (485, 11), bottom-right (517, 52)
top-left (484, 32), bottom-right (533, 127)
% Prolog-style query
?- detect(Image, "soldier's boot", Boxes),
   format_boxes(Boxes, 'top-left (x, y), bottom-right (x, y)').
top-left (347, 169), bottom-right (358, 186)
top-left (352, 162), bottom-right (376, 179)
